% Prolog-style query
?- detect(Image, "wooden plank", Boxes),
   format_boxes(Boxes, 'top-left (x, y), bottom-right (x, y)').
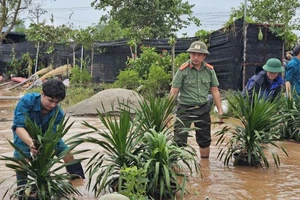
top-left (0, 81), bottom-right (13, 87)
top-left (0, 96), bottom-right (21, 100)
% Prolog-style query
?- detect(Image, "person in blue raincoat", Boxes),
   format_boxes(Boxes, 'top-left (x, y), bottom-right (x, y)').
top-left (285, 45), bottom-right (300, 99)
top-left (243, 58), bottom-right (284, 102)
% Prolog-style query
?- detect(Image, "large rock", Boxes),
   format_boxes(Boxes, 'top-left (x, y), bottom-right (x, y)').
top-left (65, 88), bottom-right (143, 116)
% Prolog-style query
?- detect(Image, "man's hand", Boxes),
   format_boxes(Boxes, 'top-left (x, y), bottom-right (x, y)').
top-left (29, 142), bottom-right (38, 156)
top-left (218, 113), bottom-right (224, 124)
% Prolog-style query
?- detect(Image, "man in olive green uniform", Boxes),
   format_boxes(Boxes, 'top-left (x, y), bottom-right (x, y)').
top-left (170, 41), bottom-right (223, 158)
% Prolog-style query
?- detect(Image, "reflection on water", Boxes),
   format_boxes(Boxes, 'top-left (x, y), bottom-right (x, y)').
top-left (0, 114), bottom-right (300, 199)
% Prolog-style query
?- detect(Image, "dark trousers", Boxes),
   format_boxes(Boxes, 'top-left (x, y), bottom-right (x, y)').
top-left (174, 103), bottom-right (211, 148)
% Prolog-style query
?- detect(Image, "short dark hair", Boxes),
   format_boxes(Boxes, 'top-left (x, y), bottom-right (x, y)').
top-left (42, 79), bottom-right (66, 101)
top-left (293, 45), bottom-right (300, 56)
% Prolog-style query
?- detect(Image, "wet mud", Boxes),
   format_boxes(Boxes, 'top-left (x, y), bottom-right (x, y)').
top-left (1, 94), bottom-right (300, 199)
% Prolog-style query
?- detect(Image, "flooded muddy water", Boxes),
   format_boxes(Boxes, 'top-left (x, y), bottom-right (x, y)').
top-left (1, 97), bottom-right (300, 199)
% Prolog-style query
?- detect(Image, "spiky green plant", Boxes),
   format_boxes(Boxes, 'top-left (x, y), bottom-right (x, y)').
top-left (140, 129), bottom-right (200, 200)
top-left (133, 95), bottom-right (176, 133)
top-left (278, 90), bottom-right (300, 141)
top-left (1, 111), bottom-right (87, 199)
top-left (71, 97), bottom-right (199, 199)
top-left (71, 104), bottom-right (144, 197)
top-left (215, 90), bottom-right (288, 168)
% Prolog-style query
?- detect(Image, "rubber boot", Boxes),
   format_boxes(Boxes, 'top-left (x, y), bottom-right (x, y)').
top-left (66, 162), bottom-right (85, 179)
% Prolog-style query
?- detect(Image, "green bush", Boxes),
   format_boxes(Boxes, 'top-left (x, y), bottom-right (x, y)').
top-left (119, 166), bottom-right (148, 200)
top-left (174, 52), bottom-right (189, 71)
top-left (114, 69), bottom-right (140, 89)
top-left (62, 86), bottom-right (94, 108)
top-left (127, 46), bottom-right (172, 79)
top-left (142, 65), bottom-right (171, 98)
top-left (70, 65), bottom-right (92, 85)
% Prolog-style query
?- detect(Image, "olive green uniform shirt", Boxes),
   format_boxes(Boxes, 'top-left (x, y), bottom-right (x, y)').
top-left (172, 61), bottom-right (219, 106)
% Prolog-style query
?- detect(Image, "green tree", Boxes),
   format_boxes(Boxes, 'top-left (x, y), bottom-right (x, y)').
top-left (90, 0), bottom-right (201, 39)
top-left (69, 27), bottom-right (96, 76)
top-left (26, 23), bottom-right (73, 45)
top-left (13, 20), bottom-right (26, 33)
top-left (25, 23), bottom-right (73, 72)
top-left (195, 29), bottom-right (212, 45)
top-left (0, 0), bottom-right (33, 43)
top-left (227, 0), bottom-right (300, 49)
top-left (93, 20), bottom-right (126, 41)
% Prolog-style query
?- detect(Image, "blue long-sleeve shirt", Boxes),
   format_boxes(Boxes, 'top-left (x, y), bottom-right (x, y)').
top-left (285, 56), bottom-right (300, 94)
top-left (12, 93), bottom-right (64, 142)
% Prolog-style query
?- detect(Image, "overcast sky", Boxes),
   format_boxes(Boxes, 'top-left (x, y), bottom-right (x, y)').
top-left (25, 0), bottom-right (299, 37)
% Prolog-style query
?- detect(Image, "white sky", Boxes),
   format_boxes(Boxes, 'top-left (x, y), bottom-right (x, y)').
top-left (23, 0), bottom-right (300, 37)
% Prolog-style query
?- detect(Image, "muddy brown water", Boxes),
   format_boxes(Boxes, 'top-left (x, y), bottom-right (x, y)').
top-left (1, 95), bottom-right (300, 199)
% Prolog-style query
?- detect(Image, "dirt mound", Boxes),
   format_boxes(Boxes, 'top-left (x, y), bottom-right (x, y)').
top-left (65, 88), bottom-right (143, 116)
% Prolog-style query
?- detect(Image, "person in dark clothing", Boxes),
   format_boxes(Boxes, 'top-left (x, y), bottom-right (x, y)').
top-left (243, 58), bottom-right (284, 102)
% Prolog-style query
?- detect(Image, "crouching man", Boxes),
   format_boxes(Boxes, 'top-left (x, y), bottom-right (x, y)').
top-left (12, 79), bottom-right (85, 193)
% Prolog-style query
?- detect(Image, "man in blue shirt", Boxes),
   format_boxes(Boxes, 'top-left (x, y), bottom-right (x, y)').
top-left (243, 58), bottom-right (284, 102)
top-left (12, 79), bottom-right (84, 192)
top-left (285, 45), bottom-right (300, 98)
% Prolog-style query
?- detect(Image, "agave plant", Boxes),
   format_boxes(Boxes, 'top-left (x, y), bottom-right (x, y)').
top-left (133, 95), bottom-right (176, 133)
top-left (1, 112), bottom-right (87, 200)
top-left (139, 129), bottom-right (200, 200)
top-left (278, 90), bottom-right (300, 141)
top-left (70, 96), bottom-right (200, 199)
top-left (215, 90), bottom-right (288, 168)
top-left (71, 104), bottom-right (144, 197)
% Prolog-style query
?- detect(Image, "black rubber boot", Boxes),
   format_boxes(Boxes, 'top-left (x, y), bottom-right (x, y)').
top-left (66, 162), bottom-right (85, 179)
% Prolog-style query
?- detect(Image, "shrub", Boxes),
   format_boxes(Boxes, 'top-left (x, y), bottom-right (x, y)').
top-left (127, 46), bottom-right (172, 79)
top-left (70, 65), bottom-right (92, 85)
top-left (174, 52), bottom-right (189, 71)
top-left (142, 65), bottom-right (171, 98)
top-left (114, 69), bottom-right (140, 89)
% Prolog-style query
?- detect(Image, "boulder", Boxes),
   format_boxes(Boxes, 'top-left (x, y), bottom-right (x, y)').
top-left (65, 88), bottom-right (143, 116)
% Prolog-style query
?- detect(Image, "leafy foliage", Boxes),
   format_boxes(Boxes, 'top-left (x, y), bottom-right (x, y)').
top-left (71, 105), bottom-right (143, 197)
top-left (119, 166), bottom-right (149, 200)
top-left (134, 96), bottom-right (176, 133)
top-left (195, 29), bottom-right (212, 45)
top-left (8, 45), bottom-right (34, 77)
top-left (227, 0), bottom-right (300, 49)
top-left (140, 129), bottom-right (199, 200)
top-left (93, 20), bottom-right (127, 42)
top-left (174, 52), bottom-right (189, 71)
top-left (215, 91), bottom-right (288, 168)
top-left (91, 0), bottom-right (201, 39)
top-left (70, 65), bottom-right (92, 85)
top-left (1, 112), bottom-right (87, 199)
top-left (71, 97), bottom-right (199, 199)
top-left (142, 65), bottom-right (172, 98)
top-left (0, 0), bottom-right (33, 43)
top-left (25, 23), bottom-right (72, 44)
top-left (117, 46), bottom-right (173, 97)
top-left (278, 91), bottom-right (300, 141)
top-left (113, 69), bottom-right (140, 89)
top-left (127, 46), bottom-right (171, 79)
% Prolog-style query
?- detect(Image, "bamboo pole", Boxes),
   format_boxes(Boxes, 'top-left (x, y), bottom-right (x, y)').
top-left (0, 96), bottom-right (21, 100)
